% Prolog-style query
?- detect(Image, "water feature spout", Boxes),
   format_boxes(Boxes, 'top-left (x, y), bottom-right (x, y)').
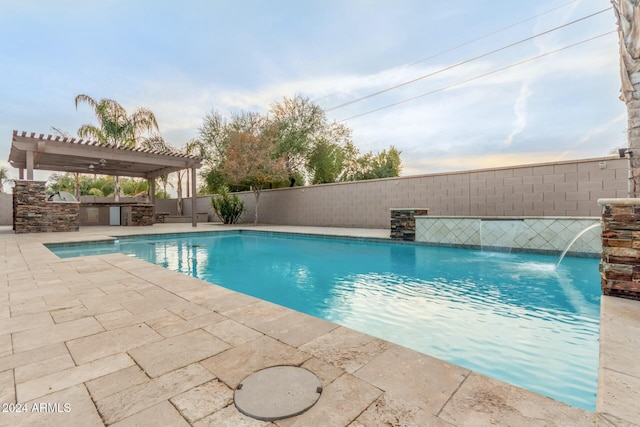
top-left (479, 219), bottom-right (524, 253)
top-left (556, 223), bottom-right (601, 268)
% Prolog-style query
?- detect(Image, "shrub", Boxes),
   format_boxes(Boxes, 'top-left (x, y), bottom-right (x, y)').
top-left (211, 187), bottom-right (244, 224)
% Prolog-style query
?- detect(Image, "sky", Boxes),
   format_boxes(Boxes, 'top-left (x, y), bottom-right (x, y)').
top-left (0, 0), bottom-right (626, 193)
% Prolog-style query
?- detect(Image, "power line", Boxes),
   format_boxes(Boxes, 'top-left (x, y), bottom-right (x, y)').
top-left (405, 0), bottom-right (581, 68)
top-left (339, 31), bottom-right (615, 122)
top-left (314, 0), bottom-right (581, 104)
top-left (325, 8), bottom-right (610, 112)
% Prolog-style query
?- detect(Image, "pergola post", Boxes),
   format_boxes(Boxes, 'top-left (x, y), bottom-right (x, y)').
top-left (191, 167), bottom-right (197, 227)
top-left (25, 150), bottom-right (34, 180)
top-left (149, 179), bottom-right (156, 219)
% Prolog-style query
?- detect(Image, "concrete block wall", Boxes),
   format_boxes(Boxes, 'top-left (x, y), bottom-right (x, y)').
top-left (0, 194), bottom-right (11, 225)
top-left (155, 198), bottom-right (179, 216)
top-left (230, 157), bottom-right (628, 228)
top-left (0, 156), bottom-right (628, 228)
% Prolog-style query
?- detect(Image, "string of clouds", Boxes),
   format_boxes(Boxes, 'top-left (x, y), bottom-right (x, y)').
top-left (0, 0), bottom-right (627, 192)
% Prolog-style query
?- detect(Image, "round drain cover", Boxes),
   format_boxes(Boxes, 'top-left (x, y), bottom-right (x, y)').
top-left (234, 366), bottom-right (322, 421)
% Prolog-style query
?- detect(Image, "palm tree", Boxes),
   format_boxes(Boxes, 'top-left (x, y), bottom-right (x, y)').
top-left (613, 1), bottom-right (640, 196)
top-left (158, 174), bottom-right (173, 199)
top-left (75, 94), bottom-right (161, 148)
top-left (184, 139), bottom-right (208, 192)
top-left (75, 94), bottom-right (163, 200)
top-left (0, 166), bottom-right (9, 194)
top-left (176, 139), bottom-right (207, 215)
top-left (52, 127), bottom-right (82, 199)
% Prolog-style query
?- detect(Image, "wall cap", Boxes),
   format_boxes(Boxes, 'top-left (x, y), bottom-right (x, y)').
top-left (598, 198), bottom-right (640, 206)
top-left (415, 215), bottom-right (599, 220)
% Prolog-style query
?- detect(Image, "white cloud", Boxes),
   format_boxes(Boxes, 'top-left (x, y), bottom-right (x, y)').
top-left (574, 113), bottom-right (627, 149)
top-left (504, 82), bottom-right (533, 146)
top-left (0, 0), bottom-right (626, 197)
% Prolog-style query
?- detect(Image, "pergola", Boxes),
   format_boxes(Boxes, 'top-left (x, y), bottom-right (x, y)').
top-left (8, 130), bottom-right (204, 226)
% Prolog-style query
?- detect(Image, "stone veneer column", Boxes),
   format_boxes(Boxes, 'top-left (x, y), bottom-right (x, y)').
top-left (599, 198), bottom-right (640, 300)
top-left (13, 180), bottom-right (79, 233)
top-left (130, 204), bottom-right (154, 226)
top-left (390, 208), bottom-right (429, 241)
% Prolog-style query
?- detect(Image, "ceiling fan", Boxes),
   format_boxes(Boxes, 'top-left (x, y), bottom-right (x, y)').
top-left (88, 159), bottom-right (107, 170)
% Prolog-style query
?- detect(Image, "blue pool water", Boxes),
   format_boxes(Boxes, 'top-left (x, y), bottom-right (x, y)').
top-left (48, 231), bottom-right (601, 410)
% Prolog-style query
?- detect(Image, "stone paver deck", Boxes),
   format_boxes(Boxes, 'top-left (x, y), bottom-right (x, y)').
top-left (0, 223), bottom-right (638, 426)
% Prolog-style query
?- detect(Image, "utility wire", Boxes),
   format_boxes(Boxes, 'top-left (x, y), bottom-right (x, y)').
top-left (315, 0), bottom-right (580, 103)
top-left (339, 31), bottom-right (615, 122)
top-left (326, 8), bottom-right (609, 112)
top-left (406, 0), bottom-right (580, 68)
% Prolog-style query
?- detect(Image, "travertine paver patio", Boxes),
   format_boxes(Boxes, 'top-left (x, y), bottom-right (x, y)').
top-left (0, 223), bottom-right (638, 426)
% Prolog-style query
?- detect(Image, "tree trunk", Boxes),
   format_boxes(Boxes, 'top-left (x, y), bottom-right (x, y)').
top-left (613, 0), bottom-right (640, 196)
top-left (176, 171), bottom-right (183, 216)
top-left (74, 173), bottom-right (80, 200)
top-left (254, 189), bottom-right (260, 225)
top-left (630, 100), bottom-right (640, 196)
top-left (114, 176), bottom-right (120, 202)
top-left (186, 169), bottom-right (191, 198)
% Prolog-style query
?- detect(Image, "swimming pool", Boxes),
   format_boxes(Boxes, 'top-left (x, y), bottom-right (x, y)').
top-left (48, 231), bottom-right (601, 411)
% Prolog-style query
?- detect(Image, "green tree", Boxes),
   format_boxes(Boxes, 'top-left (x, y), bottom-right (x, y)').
top-left (356, 146), bottom-right (402, 180)
top-left (196, 95), bottom-right (401, 191)
top-left (0, 166), bottom-right (10, 193)
top-left (46, 173), bottom-right (148, 197)
top-left (307, 139), bottom-right (346, 184)
top-left (157, 175), bottom-right (173, 199)
top-left (75, 94), bottom-right (164, 199)
top-left (87, 188), bottom-right (104, 197)
top-left (338, 145), bottom-right (402, 181)
top-left (90, 176), bottom-right (115, 196)
top-left (199, 110), bottom-right (229, 167)
top-left (198, 110), bottom-right (270, 193)
top-left (51, 127), bottom-right (82, 198)
top-left (229, 111), bottom-right (265, 136)
top-left (185, 139), bottom-right (208, 192)
top-left (269, 94), bottom-right (345, 186)
top-left (222, 129), bottom-right (287, 225)
top-left (202, 166), bottom-right (228, 194)
top-left (46, 173), bottom-right (75, 195)
top-left (170, 139), bottom-right (208, 215)
top-left (119, 178), bottom-right (148, 196)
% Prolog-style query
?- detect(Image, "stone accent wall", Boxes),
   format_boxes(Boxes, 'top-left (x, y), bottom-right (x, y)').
top-left (127, 205), bottom-right (154, 226)
top-left (599, 198), bottom-right (640, 300)
top-left (390, 209), bottom-right (429, 240)
top-left (13, 180), bottom-right (79, 233)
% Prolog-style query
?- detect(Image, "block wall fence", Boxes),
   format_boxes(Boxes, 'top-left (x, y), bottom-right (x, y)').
top-left (0, 194), bottom-right (11, 225)
top-left (218, 156), bottom-right (628, 228)
top-left (0, 156), bottom-right (629, 227)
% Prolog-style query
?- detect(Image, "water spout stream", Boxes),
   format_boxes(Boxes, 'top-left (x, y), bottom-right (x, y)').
top-left (556, 223), bottom-right (600, 268)
top-left (479, 219), bottom-right (523, 253)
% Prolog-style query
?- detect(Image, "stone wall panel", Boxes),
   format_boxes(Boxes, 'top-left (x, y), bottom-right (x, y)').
top-left (599, 199), bottom-right (640, 300)
top-left (12, 180), bottom-right (79, 233)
